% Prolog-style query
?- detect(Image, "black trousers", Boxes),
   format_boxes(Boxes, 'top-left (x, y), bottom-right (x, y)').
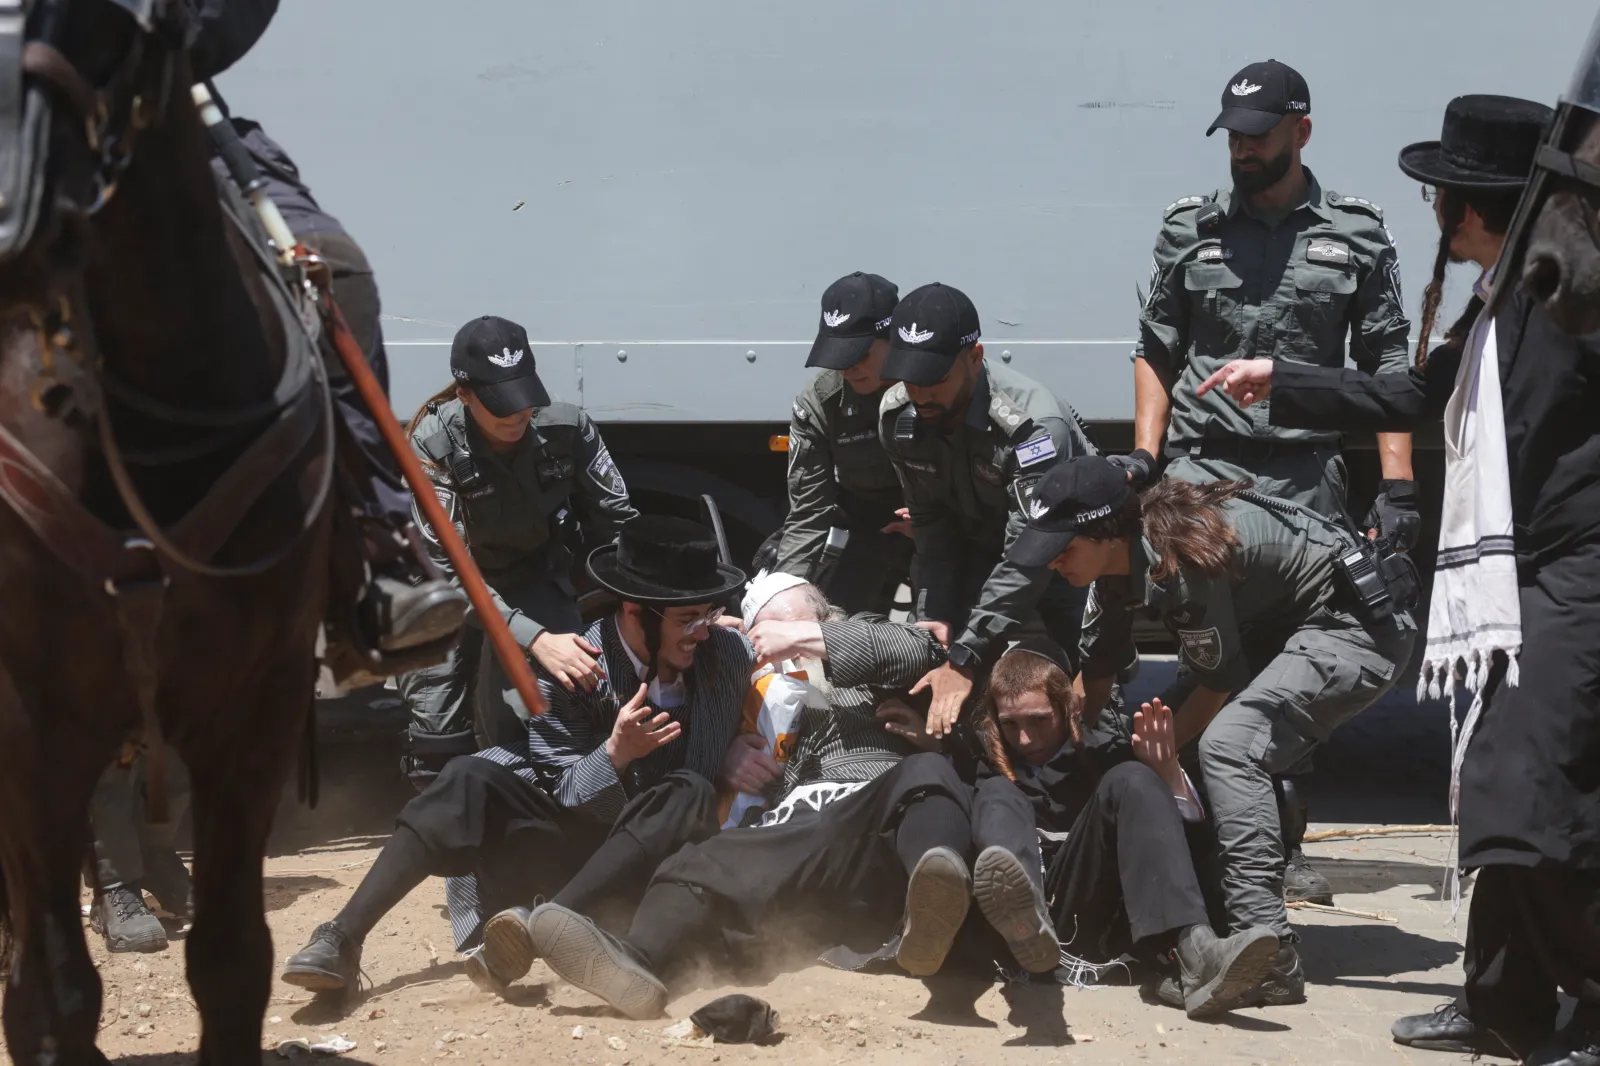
top-left (1455, 865), bottom-right (1600, 1054)
top-left (625, 753), bottom-right (971, 973)
top-left (972, 763), bottom-right (1209, 964)
top-left (399, 757), bottom-right (720, 940)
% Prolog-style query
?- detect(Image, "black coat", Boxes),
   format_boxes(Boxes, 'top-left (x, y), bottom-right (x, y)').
top-left (1270, 290), bottom-right (1600, 869)
top-left (973, 715), bottom-right (1136, 836)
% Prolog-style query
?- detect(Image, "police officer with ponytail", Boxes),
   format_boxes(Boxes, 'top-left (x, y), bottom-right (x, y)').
top-left (399, 316), bottom-right (638, 786)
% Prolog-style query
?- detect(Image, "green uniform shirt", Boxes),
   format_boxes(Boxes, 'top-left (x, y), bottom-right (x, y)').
top-left (773, 371), bottom-right (904, 579)
top-left (1136, 170), bottom-right (1411, 447)
top-left (879, 362), bottom-right (1091, 661)
top-left (410, 397), bottom-right (638, 647)
top-left (1081, 495), bottom-right (1380, 692)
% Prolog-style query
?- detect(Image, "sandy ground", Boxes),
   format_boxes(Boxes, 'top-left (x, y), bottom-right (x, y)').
top-left (6, 687), bottom-right (1505, 1066)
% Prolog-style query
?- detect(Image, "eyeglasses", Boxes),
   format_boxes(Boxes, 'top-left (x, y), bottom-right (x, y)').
top-left (1421, 185), bottom-right (1439, 204)
top-left (646, 605), bottom-right (724, 636)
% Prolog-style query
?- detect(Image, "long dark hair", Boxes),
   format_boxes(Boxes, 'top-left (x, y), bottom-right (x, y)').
top-left (972, 650), bottom-right (1083, 782)
top-left (1077, 477), bottom-right (1250, 582)
top-left (1416, 186), bottom-right (1522, 367)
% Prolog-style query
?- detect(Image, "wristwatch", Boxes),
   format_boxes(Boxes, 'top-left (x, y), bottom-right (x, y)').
top-left (946, 641), bottom-right (981, 673)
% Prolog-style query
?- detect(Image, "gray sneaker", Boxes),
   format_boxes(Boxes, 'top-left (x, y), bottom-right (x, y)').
top-left (475, 906), bottom-right (536, 991)
top-left (895, 847), bottom-right (972, 978)
top-left (90, 885), bottom-right (168, 953)
top-left (527, 903), bottom-right (667, 1020)
top-left (972, 845), bottom-right (1059, 974)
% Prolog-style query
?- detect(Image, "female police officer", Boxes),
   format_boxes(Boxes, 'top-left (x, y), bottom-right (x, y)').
top-left (1006, 456), bottom-right (1415, 1008)
top-left (399, 316), bottom-right (638, 785)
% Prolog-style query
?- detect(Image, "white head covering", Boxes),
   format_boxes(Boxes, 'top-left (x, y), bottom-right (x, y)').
top-left (741, 569), bottom-right (809, 630)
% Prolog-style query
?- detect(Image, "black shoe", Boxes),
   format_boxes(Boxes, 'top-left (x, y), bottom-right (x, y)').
top-left (1284, 846), bottom-right (1335, 906)
top-left (367, 574), bottom-right (468, 652)
top-left (972, 846), bottom-right (1059, 975)
top-left (476, 906), bottom-right (536, 992)
top-left (1176, 924), bottom-right (1280, 1019)
top-left (281, 921), bottom-right (363, 995)
top-left (1392, 1003), bottom-right (1514, 1057)
top-left (90, 885), bottom-right (168, 953)
top-left (1239, 943), bottom-right (1308, 1007)
top-left (895, 847), bottom-right (972, 978)
top-left (1529, 1024), bottom-right (1600, 1066)
top-left (527, 903), bottom-right (666, 1020)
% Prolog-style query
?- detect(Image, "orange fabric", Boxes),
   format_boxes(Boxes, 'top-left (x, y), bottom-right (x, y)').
top-left (714, 670), bottom-right (805, 825)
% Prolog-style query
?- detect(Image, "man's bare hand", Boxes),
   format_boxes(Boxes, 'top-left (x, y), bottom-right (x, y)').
top-left (1132, 698), bottom-right (1185, 794)
top-left (1195, 358), bottom-right (1275, 407)
top-left (749, 619), bottom-right (826, 668)
top-left (911, 661), bottom-right (975, 738)
top-left (876, 699), bottom-right (942, 753)
top-left (720, 732), bottom-right (781, 794)
top-left (914, 619), bottom-right (952, 647)
top-left (715, 615), bottom-right (747, 633)
top-left (604, 684), bottom-right (680, 771)
top-left (530, 631), bottom-right (605, 692)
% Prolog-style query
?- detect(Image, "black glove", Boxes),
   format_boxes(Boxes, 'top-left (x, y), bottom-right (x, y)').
top-left (1105, 448), bottom-right (1158, 489)
top-left (1364, 478), bottom-right (1421, 552)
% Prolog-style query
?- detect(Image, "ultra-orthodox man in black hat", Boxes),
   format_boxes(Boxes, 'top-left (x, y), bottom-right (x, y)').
top-left (1197, 92), bottom-right (1600, 1066)
top-left (279, 515), bottom-right (759, 998)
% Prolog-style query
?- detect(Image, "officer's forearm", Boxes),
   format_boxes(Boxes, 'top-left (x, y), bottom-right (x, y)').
top-left (1174, 685), bottom-right (1232, 749)
top-left (1081, 674), bottom-right (1114, 723)
top-left (1133, 357), bottom-right (1173, 458)
top-left (1376, 432), bottom-right (1414, 481)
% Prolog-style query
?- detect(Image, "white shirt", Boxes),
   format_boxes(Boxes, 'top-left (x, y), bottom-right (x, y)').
top-left (616, 613), bottom-right (687, 710)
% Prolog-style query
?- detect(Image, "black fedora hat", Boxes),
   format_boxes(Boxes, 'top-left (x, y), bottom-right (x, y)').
top-left (587, 515), bottom-right (747, 607)
top-left (1399, 94), bottom-right (1555, 190)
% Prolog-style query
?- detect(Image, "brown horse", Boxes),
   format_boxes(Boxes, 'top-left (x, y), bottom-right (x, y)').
top-left (0, 1), bottom-right (332, 1063)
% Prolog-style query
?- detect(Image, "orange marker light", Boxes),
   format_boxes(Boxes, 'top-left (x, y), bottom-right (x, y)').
top-left (768, 435), bottom-right (791, 452)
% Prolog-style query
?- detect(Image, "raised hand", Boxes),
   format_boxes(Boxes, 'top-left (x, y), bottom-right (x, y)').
top-left (748, 619), bottom-right (826, 668)
top-left (604, 684), bottom-right (680, 771)
top-left (1132, 698), bottom-right (1185, 793)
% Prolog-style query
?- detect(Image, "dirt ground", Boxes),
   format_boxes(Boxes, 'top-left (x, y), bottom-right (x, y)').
top-left (6, 693), bottom-right (1503, 1066)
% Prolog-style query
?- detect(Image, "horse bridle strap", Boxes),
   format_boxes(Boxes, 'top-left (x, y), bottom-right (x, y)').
top-left (1537, 143), bottom-right (1600, 192)
top-left (19, 41), bottom-right (97, 124)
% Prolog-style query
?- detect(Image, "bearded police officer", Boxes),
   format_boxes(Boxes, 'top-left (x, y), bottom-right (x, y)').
top-left (770, 273), bottom-right (912, 615)
top-left (398, 316), bottom-right (639, 787)
top-left (879, 283), bottom-right (1091, 736)
top-left (1130, 60), bottom-right (1418, 905)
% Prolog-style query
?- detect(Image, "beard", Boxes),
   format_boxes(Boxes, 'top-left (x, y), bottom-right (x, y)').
top-left (1231, 147), bottom-right (1294, 195)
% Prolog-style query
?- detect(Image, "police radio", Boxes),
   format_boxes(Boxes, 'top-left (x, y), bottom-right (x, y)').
top-left (436, 409), bottom-right (489, 496)
top-left (894, 406), bottom-right (921, 444)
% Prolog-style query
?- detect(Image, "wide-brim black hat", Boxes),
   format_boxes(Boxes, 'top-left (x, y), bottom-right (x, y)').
top-left (587, 515), bottom-right (747, 606)
top-left (1398, 94), bottom-right (1554, 190)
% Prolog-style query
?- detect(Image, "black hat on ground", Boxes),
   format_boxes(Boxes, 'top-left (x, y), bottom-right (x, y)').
top-left (587, 515), bottom-right (748, 606)
top-left (1397, 95), bottom-right (1555, 190)
top-left (450, 315), bottom-right (552, 418)
top-left (1207, 59), bottom-right (1311, 137)
top-left (807, 272), bottom-right (900, 370)
top-left (1007, 457), bottom-right (1132, 567)
top-left (882, 283), bottom-right (982, 387)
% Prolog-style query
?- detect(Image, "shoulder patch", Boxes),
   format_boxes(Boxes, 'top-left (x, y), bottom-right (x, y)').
top-left (414, 484), bottom-right (458, 545)
top-left (1177, 627), bottom-right (1223, 671)
top-left (792, 400), bottom-right (809, 423)
top-left (1164, 195), bottom-right (1207, 219)
top-left (1012, 472), bottom-right (1044, 516)
top-left (588, 445), bottom-right (625, 494)
top-left (1331, 194), bottom-right (1384, 220)
top-left (1014, 433), bottom-right (1059, 469)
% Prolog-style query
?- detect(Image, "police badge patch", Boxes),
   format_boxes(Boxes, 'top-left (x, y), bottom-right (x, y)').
top-left (1177, 627), bottom-right (1223, 671)
top-left (589, 447), bottom-right (625, 494)
top-left (1012, 473), bottom-right (1043, 515)
top-left (416, 485), bottom-right (457, 545)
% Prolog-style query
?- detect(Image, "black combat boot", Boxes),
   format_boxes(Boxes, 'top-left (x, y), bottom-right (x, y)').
top-left (1391, 1003), bottom-right (1514, 1056)
top-left (281, 921), bottom-right (363, 995)
top-left (1529, 1021), bottom-right (1600, 1066)
top-left (90, 884), bottom-right (168, 953)
top-left (1278, 777), bottom-right (1334, 905)
top-left (1175, 923), bottom-right (1280, 1018)
top-left (1240, 942), bottom-right (1308, 1007)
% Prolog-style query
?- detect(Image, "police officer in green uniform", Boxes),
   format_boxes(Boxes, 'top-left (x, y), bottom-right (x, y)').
top-left (399, 316), bottom-right (638, 787)
top-left (878, 283), bottom-right (1092, 736)
top-left (1009, 457), bottom-right (1416, 1009)
top-left (1128, 59), bottom-right (1419, 904)
top-left (770, 272), bottom-right (912, 615)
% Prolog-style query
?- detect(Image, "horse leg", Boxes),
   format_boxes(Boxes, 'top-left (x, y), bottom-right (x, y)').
top-left (0, 731), bottom-right (113, 1066)
top-left (183, 673), bottom-right (311, 1066)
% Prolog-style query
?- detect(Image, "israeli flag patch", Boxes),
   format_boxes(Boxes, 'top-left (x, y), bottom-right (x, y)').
top-left (1015, 434), bottom-right (1058, 469)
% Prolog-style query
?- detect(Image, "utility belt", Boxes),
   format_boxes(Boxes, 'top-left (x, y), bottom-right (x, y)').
top-left (1167, 435), bottom-right (1336, 464)
top-left (1238, 490), bottom-right (1420, 626)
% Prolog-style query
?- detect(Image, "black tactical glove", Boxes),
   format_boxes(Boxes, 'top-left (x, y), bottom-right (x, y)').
top-left (1365, 478), bottom-right (1421, 552)
top-left (1105, 448), bottom-right (1158, 489)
